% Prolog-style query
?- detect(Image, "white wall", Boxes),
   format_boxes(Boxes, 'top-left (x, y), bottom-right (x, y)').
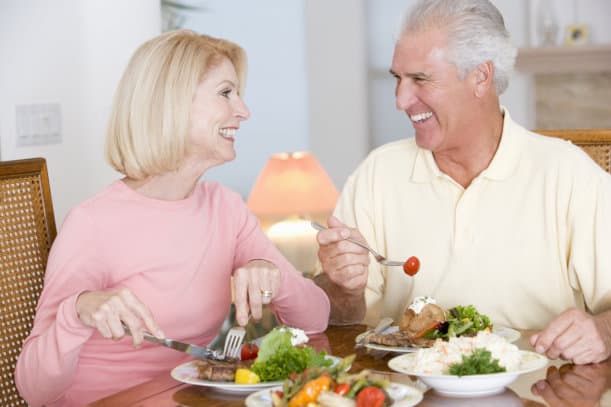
top-left (527, 0), bottom-right (611, 46)
top-left (0, 0), bottom-right (161, 225)
top-left (305, 0), bottom-right (370, 190)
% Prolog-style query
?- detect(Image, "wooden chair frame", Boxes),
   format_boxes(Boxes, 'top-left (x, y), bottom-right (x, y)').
top-left (536, 129), bottom-right (611, 173)
top-left (0, 158), bottom-right (57, 406)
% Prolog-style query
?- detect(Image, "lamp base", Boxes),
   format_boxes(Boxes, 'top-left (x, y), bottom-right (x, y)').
top-left (266, 218), bottom-right (320, 276)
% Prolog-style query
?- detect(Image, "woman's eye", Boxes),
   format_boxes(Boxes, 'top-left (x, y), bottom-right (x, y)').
top-left (220, 89), bottom-right (232, 98)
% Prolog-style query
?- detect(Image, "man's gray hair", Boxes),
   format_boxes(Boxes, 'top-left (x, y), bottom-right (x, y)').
top-left (399, 0), bottom-right (517, 95)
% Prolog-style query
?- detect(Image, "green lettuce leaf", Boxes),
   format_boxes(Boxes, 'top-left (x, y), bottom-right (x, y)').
top-left (251, 327), bottom-right (332, 382)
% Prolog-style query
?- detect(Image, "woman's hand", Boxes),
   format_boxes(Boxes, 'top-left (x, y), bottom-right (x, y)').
top-left (233, 259), bottom-right (281, 326)
top-left (76, 288), bottom-right (164, 347)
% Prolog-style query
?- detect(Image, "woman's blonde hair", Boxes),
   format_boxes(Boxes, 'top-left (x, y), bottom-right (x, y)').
top-left (105, 30), bottom-right (247, 178)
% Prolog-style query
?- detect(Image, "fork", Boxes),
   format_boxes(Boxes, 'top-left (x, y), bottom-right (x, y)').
top-left (223, 326), bottom-right (246, 359)
top-left (311, 221), bottom-right (404, 267)
top-left (355, 316), bottom-right (394, 348)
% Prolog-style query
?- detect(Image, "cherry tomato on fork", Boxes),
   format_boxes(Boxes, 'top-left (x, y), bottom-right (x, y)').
top-left (403, 256), bottom-right (420, 276)
top-left (240, 343), bottom-right (259, 361)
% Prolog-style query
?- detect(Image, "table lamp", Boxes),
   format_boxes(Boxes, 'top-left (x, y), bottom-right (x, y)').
top-left (247, 152), bottom-right (339, 275)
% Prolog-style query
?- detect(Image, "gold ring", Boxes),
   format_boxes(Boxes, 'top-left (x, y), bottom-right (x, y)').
top-left (261, 289), bottom-right (273, 297)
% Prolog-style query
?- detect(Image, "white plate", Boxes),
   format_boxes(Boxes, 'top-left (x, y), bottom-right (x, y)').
top-left (388, 350), bottom-right (548, 397)
top-left (363, 325), bottom-right (521, 354)
top-left (170, 355), bottom-right (340, 395)
top-left (245, 383), bottom-right (423, 407)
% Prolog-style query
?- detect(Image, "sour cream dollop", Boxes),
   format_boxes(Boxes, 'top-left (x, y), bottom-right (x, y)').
top-left (408, 296), bottom-right (437, 314)
top-left (279, 327), bottom-right (309, 346)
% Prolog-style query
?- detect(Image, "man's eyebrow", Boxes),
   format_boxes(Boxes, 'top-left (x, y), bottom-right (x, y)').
top-left (388, 69), bottom-right (431, 81)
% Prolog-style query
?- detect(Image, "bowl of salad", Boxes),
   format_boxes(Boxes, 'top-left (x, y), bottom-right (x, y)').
top-left (388, 331), bottom-right (548, 397)
top-left (246, 355), bottom-right (423, 407)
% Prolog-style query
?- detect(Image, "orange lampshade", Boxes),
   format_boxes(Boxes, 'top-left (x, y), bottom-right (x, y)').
top-left (247, 152), bottom-right (339, 217)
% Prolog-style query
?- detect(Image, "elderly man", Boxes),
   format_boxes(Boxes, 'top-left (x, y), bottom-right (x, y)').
top-left (314, 0), bottom-right (611, 365)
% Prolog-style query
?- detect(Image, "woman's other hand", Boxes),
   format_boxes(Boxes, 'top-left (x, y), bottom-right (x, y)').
top-left (233, 259), bottom-right (281, 326)
top-left (75, 288), bottom-right (164, 347)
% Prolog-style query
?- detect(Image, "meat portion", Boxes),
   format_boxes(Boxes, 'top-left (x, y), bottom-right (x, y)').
top-left (365, 331), bottom-right (435, 348)
top-left (194, 359), bottom-right (249, 382)
top-left (365, 303), bottom-right (446, 348)
top-left (399, 303), bottom-right (445, 336)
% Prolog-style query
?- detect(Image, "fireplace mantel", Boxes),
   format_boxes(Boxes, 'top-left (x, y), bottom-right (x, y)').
top-left (515, 44), bottom-right (611, 74)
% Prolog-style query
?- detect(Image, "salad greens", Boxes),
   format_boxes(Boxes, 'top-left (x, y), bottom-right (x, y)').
top-left (423, 304), bottom-right (492, 340)
top-left (251, 327), bottom-right (332, 381)
top-left (275, 355), bottom-right (391, 407)
top-left (448, 348), bottom-right (506, 376)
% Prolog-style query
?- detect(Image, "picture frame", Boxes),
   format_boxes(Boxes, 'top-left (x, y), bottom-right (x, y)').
top-left (565, 24), bottom-right (589, 46)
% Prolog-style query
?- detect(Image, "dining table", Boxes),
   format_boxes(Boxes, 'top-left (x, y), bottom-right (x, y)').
top-left (88, 324), bottom-right (611, 406)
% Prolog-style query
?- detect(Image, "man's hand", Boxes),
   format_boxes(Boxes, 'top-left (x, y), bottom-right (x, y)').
top-left (531, 363), bottom-right (610, 407)
top-left (317, 216), bottom-right (370, 293)
top-left (233, 259), bottom-right (281, 327)
top-left (530, 308), bottom-right (611, 364)
top-left (76, 288), bottom-right (164, 347)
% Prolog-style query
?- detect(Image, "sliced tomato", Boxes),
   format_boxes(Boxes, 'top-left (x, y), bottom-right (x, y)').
top-left (240, 343), bottom-right (259, 361)
top-left (403, 256), bottom-right (420, 276)
top-left (412, 321), bottom-right (443, 339)
top-left (356, 386), bottom-right (386, 407)
top-left (335, 383), bottom-right (350, 396)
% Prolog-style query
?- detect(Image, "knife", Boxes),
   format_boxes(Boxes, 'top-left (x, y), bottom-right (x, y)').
top-left (123, 324), bottom-right (229, 361)
top-left (355, 316), bottom-right (394, 348)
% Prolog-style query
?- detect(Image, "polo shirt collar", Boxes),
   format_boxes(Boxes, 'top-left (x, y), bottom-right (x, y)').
top-left (479, 108), bottom-right (522, 181)
top-left (411, 107), bottom-right (522, 183)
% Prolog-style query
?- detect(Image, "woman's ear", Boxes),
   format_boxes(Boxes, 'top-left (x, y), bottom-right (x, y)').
top-left (473, 61), bottom-right (494, 97)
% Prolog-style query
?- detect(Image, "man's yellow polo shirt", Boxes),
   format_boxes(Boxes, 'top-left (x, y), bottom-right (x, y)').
top-left (333, 110), bottom-right (611, 329)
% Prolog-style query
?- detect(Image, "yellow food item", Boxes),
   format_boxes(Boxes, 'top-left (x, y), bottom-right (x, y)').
top-left (288, 374), bottom-right (331, 407)
top-left (234, 368), bottom-right (260, 384)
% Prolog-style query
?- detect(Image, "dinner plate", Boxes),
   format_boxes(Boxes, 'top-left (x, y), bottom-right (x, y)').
top-left (388, 350), bottom-right (548, 397)
top-left (170, 355), bottom-right (340, 395)
top-left (362, 325), bottom-right (521, 354)
top-left (245, 383), bottom-right (423, 406)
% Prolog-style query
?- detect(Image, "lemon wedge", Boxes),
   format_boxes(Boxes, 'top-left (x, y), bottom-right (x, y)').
top-left (234, 368), bottom-right (261, 384)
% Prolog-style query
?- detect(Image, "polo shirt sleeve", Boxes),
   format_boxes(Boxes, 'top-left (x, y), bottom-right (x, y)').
top-left (569, 169), bottom-right (611, 314)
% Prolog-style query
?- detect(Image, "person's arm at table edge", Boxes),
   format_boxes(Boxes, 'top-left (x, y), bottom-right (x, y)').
top-left (269, 262), bottom-right (331, 334)
top-left (313, 272), bottom-right (365, 326)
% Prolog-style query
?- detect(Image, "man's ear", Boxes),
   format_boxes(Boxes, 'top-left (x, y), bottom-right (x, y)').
top-left (473, 61), bottom-right (495, 97)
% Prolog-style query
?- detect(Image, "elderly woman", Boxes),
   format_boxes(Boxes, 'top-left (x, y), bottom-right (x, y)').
top-left (15, 30), bottom-right (330, 406)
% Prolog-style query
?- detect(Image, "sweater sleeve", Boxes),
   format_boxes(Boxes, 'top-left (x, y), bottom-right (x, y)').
top-left (15, 207), bottom-right (105, 406)
top-left (228, 191), bottom-right (330, 334)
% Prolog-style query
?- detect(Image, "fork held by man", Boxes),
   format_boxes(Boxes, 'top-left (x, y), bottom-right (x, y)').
top-left (311, 221), bottom-right (420, 275)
